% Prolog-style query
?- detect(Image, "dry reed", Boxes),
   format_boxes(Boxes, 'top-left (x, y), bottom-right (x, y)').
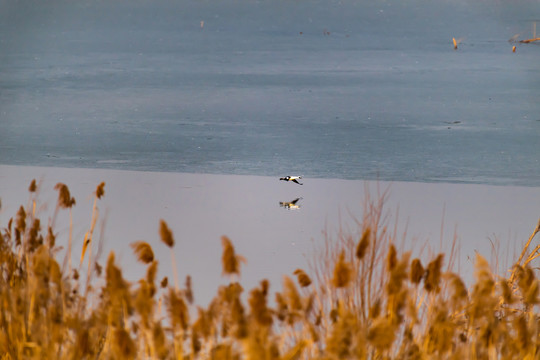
top-left (0, 179), bottom-right (538, 359)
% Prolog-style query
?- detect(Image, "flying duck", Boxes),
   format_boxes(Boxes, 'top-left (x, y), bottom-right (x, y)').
top-left (280, 197), bottom-right (302, 210)
top-left (279, 175), bottom-right (303, 185)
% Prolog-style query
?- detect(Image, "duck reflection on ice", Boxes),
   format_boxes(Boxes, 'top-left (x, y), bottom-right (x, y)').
top-left (279, 197), bottom-right (303, 210)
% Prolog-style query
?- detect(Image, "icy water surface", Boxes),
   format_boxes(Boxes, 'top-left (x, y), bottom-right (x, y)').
top-left (0, 0), bottom-right (539, 185)
top-left (2, 165), bottom-right (539, 304)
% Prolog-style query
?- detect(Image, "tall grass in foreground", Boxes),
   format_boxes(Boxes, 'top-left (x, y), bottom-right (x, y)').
top-left (0, 180), bottom-right (539, 359)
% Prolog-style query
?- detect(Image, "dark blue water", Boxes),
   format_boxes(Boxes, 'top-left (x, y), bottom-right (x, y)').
top-left (1, 0), bottom-right (539, 186)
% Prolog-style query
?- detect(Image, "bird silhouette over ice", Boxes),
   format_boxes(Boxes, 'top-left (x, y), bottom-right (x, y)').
top-left (279, 176), bottom-right (303, 185)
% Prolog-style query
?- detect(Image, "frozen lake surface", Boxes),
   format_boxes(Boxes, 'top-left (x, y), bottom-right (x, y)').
top-left (0, 0), bottom-right (539, 185)
top-left (1, 165), bottom-right (539, 305)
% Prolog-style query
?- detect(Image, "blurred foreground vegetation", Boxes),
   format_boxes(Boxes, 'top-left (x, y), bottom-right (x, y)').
top-left (1, 180), bottom-right (539, 359)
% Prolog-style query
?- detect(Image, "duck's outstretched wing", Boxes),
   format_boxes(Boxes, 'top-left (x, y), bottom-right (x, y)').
top-left (292, 179), bottom-right (303, 185)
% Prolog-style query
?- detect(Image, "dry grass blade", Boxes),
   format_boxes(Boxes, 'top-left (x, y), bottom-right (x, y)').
top-left (28, 179), bottom-right (37, 193)
top-left (221, 235), bottom-right (246, 276)
top-left (446, 272), bottom-right (468, 309)
top-left (281, 340), bottom-right (308, 360)
top-left (184, 275), bottom-right (194, 304)
top-left (159, 220), bottom-right (175, 248)
top-left (387, 244), bottom-right (397, 271)
top-left (332, 251), bottom-right (352, 288)
top-left (282, 275), bottom-right (302, 314)
top-left (16, 205), bottom-right (26, 234)
top-left (95, 182), bottom-right (105, 199)
top-left (130, 241), bottom-right (155, 264)
top-left (355, 227), bottom-right (371, 260)
top-left (54, 183), bottom-right (76, 208)
top-left (510, 218), bottom-right (540, 284)
top-left (159, 220), bottom-right (180, 290)
top-left (367, 317), bottom-right (396, 352)
top-left (424, 254), bottom-right (444, 293)
top-left (248, 279), bottom-right (272, 327)
top-left (112, 328), bottom-right (136, 358)
top-left (80, 232), bottom-right (91, 265)
top-left (293, 268), bottom-right (312, 287)
top-left (166, 288), bottom-right (189, 331)
top-left (410, 258), bottom-right (424, 285)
